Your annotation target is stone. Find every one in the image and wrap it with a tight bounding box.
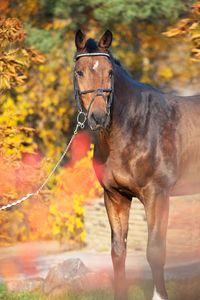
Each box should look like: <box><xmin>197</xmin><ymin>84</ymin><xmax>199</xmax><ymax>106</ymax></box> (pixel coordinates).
<box><xmin>41</xmin><ymin>258</ymin><xmax>89</xmax><ymax>294</ymax></box>
<box><xmin>41</xmin><ymin>258</ymin><xmax>111</xmax><ymax>295</ymax></box>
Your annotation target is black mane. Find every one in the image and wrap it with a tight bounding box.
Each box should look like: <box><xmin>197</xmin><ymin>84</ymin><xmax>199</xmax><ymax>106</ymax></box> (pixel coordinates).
<box><xmin>108</xmin><ymin>51</ymin><xmax>121</xmax><ymax>67</ymax></box>
<box><xmin>85</xmin><ymin>38</ymin><xmax>99</xmax><ymax>53</ymax></box>
<box><xmin>77</xmin><ymin>37</ymin><xmax>122</xmax><ymax>68</ymax></box>
<box><xmin>84</xmin><ymin>39</ymin><xmax>121</xmax><ymax>68</ymax></box>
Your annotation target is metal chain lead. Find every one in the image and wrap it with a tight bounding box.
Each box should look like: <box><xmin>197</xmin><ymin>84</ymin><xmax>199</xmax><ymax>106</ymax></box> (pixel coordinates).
<box><xmin>0</xmin><ymin>111</ymin><xmax>87</xmax><ymax>211</ymax></box>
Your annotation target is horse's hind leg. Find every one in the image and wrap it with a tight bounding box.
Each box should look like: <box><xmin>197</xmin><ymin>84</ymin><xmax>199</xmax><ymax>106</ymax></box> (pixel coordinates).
<box><xmin>104</xmin><ymin>190</ymin><xmax>131</xmax><ymax>300</ymax></box>
<box><xmin>144</xmin><ymin>191</ymin><xmax>169</xmax><ymax>300</ymax></box>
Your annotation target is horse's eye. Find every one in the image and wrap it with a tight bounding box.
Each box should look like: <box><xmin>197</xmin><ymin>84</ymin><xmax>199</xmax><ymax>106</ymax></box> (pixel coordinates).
<box><xmin>77</xmin><ymin>70</ymin><xmax>84</xmax><ymax>77</ymax></box>
<box><xmin>109</xmin><ymin>70</ymin><xmax>113</xmax><ymax>78</ymax></box>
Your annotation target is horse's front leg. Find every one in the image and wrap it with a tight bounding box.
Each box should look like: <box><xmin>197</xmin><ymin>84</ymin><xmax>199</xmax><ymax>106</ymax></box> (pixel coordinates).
<box><xmin>104</xmin><ymin>190</ymin><xmax>131</xmax><ymax>300</ymax></box>
<box><xmin>144</xmin><ymin>190</ymin><xmax>169</xmax><ymax>300</ymax></box>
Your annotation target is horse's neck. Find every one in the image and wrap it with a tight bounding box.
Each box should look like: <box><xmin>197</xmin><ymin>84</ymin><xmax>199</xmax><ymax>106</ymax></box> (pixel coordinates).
<box><xmin>95</xmin><ymin>66</ymin><xmax>137</xmax><ymax>148</ymax></box>
<box><xmin>112</xmin><ymin>64</ymin><xmax>141</xmax><ymax>116</ymax></box>
<box><xmin>112</xmin><ymin>64</ymin><xmax>171</xmax><ymax>124</ymax></box>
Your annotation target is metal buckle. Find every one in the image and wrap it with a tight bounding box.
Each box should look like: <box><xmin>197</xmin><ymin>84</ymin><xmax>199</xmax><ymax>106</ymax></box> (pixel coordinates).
<box><xmin>77</xmin><ymin>111</ymin><xmax>87</xmax><ymax>128</ymax></box>
<box><xmin>96</xmin><ymin>89</ymin><xmax>104</xmax><ymax>96</ymax></box>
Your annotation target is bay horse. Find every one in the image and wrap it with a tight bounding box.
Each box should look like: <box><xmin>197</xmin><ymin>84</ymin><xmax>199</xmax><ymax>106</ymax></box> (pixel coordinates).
<box><xmin>74</xmin><ymin>29</ymin><xmax>200</xmax><ymax>300</ymax></box>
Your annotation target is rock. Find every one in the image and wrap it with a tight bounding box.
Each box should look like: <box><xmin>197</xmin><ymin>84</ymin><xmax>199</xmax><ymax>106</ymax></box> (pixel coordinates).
<box><xmin>60</xmin><ymin>257</ymin><xmax>89</xmax><ymax>278</ymax></box>
<box><xmin>41</xmin><ymin>258</ymin><xmax>111</xmax><ymax>295</ymax></box>
<box><xmin>6</xmin><ymin>277</ymin><xmax>43</xmax><ymax>292</ymax></box>
<box><xmin>41</xmin><ymin>258</ymin><xmax>89</xmax><ymax>294</ymax></box>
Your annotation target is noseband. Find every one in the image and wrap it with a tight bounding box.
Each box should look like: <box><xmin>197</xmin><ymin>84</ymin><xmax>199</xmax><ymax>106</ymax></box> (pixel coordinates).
<box><xmin>73</xmin><ymin>53</ymin><xmax>114</xmax><ymax>116</ymax></box>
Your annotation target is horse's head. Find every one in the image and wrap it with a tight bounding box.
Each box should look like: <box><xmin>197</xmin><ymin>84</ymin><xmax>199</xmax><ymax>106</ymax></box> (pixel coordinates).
<box><xmin>74</xmin><ymin>30</ymin><xmax>113</xmax><ymax>131</ymax></box>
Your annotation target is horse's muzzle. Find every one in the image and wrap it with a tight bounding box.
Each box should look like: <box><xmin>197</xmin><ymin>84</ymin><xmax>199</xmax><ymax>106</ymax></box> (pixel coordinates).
<box><xmin>88</xmin><ymin>111</ymin><xmax>110</xmax><ymax>131</ymax></box>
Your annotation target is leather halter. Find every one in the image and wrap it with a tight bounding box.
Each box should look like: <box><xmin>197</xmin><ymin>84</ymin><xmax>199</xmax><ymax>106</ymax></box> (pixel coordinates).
<box><xmin>73</xmin><ymin>53</ymin><xmax>114</xmax><ymax>115</ymax></box>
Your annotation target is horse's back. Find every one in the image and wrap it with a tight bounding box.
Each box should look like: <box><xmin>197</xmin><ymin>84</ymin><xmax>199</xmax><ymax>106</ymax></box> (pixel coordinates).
<box><xmin>169</xmin><ymin>94</ymin><xmax>200</xmax><ymax>196</ymax></box>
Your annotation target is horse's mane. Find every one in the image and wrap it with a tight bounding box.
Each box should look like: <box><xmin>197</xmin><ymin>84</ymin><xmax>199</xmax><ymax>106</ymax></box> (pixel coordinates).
<box><xmin>85</xmin><ymin>38</ymin><xmax>99</xmax><ymax>53</ymax></box>
<box><xmin>109</xmin><ymin>50</ymin><xmax>162</xmax><ymax>94</ymax></box>
<box><xmin>108</xmin><ymin>51</ymin><xmax>121</xmax><ymax>67</ymax></box>
<box><xmin>84</xmin><ymin>38</ymin><xmax>121</xmax><ymax>67</ymax></box>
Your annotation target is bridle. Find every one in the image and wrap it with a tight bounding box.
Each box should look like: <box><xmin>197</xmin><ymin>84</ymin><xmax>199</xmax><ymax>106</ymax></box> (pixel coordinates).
<box><xmin>73</xmin><ymin>52</ymin><xmax>114</xmax><ymax>118</ymax></box>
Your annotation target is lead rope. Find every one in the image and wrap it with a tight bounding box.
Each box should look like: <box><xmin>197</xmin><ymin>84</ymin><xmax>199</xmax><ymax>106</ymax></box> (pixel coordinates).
<box><xmin>0</xmin><ymin>111</ymin><xmax>87</xmax><ymax>211</ymax></box>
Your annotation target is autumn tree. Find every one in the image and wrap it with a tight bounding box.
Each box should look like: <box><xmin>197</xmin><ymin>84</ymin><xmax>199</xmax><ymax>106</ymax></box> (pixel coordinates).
<box><xmin>0</xmin><ymin>17</ymin><xmax>101</xmax><ymax>246</ymax></box>
<box><xmin>0</xmin><ymin>16</ymin><xmax>47</xmax><ymax>245</ymax></box>
<box><xmin>164</xmin><ymin>0</ymin><xmax>200</xmax><ymax>62</ymax></box>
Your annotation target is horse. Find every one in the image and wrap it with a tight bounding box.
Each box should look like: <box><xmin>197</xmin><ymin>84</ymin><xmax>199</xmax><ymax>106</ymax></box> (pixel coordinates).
<box><xmin>73</xmin><ymin>29</ymin><xmax>200</xmax><ymax>300</ymax></box>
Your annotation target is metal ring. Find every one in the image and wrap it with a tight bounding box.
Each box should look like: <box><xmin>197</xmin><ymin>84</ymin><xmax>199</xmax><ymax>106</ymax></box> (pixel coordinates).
<box><xmin>77</xmin><ymin>111</ymin><xmax>87</xmax><ymax>126</ymax></box>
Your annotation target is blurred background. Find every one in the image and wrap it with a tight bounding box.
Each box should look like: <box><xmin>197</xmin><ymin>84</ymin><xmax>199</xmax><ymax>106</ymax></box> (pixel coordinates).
<box><xmin>0</xmin><ymin>0</ymin><xmax>199</xmax><ymax>251</ymax></box>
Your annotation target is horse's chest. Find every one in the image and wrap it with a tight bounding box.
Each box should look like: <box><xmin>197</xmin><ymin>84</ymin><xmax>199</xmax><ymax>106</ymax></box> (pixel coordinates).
<box><xmin>94</xmin><ymin>149</ymin><xmax>145</xmax><ymax>197</ymax></box>
<box><xmin>94</xmin><ymin>153</ymin><xmax>128</xmax><ymax>183</ymax></box>
<box><xmin>94</xmin><ymin>135</ymin><xmax>176</xmax><ymax>198</ymax></box>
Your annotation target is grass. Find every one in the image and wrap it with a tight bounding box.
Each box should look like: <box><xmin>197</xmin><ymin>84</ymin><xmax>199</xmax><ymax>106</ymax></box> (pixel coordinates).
<box><xmin>0</xmin><ymin>276</ymin><xmax>200</xmax><ymax>300</ymax></box>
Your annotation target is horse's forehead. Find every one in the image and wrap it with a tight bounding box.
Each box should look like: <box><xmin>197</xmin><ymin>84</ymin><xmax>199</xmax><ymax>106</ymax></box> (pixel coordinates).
<box><xmin>92</xmin><ymin>60</ymin><xmax>99</xmax><ymax>70</ymax></box>
<box><xmin>77</xmin><ymin>56</ymin><xmax>111</xmax><ymax>70</ymax></box>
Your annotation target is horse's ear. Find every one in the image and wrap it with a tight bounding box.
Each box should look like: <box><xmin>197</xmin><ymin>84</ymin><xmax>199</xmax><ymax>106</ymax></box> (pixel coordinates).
<box><xmin>75</xmin><ymin>29</ymin><xmax>86</xmax><ymax>50</ymax></box>
<box><xmin>99</xmin><ymin>30</ymin><xmax>112</xmax><ymax>51</ymax></box>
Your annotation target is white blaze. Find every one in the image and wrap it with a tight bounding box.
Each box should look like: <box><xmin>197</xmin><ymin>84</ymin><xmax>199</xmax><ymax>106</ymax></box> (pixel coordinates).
<box><xmin>93</xmin><ymin>60</ymin><xmax>99</xmax><ymax>70</ymax></box>
<box><xmin>152</xmin><ymin>288</ymin><xmax>165</xmax><ymax>300</ymax></box>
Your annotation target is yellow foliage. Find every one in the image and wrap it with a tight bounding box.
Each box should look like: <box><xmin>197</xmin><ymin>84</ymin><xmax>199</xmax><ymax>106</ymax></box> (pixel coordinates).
<box><xmin>0</xmin><ymin>18</ymin><xmax>49</xmax><ymax>246</ymax></box>
<box><xmin>0</xmin><ymin>17</ymin><xmax>45</xmax><ymax>91</ymax></box>
<box><xmin>80</xmin><ymin>231</ymin><xmax>85</xmax><ymax>241</ymax></box>
<box><xmin>157</xmin><ymin>65</ymin><xmax>173</xmax><ymax>80</ymax></box>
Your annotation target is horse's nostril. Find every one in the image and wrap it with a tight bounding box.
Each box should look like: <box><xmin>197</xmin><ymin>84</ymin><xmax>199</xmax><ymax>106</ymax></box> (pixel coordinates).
<box><xmin>89</xmin><ymin>112</ymin><xmax>109</xmax><ymax>130</ymax></box>
<box><xmin>102</xmin><ymin>114</ymin><xmax>107</xmax><ymax>126</ymax></box>
<box><xmin>91</xmin><ymin>112</ymin><xmax>102</xmax><ymax>125</ymax></box>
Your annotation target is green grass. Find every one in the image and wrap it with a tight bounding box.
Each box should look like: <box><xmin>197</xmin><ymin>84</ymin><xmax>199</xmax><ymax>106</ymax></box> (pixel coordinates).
<box><xmin>0</xmin><ymin>276</ymin><xmax>200</xmax><ymax>300</ymax></box>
